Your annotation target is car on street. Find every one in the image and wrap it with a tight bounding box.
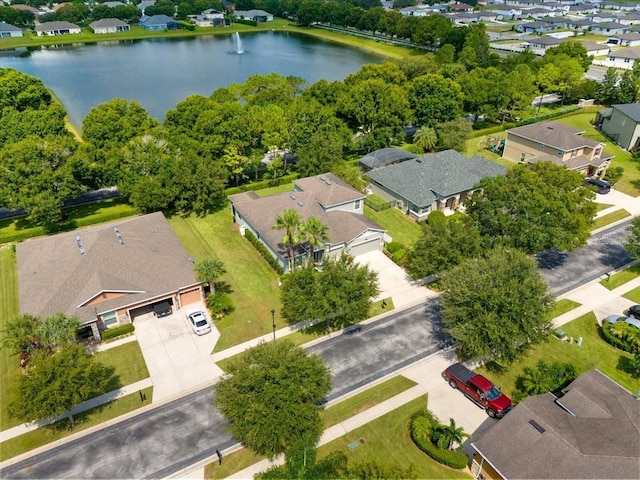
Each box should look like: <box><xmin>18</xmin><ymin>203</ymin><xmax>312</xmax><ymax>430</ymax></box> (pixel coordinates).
<box><xmin>584</xmin><ymin>178</ymin><xmax>610</xmax><ymax>194</ymax></box>
<box><xmin>185</xmin><ymin>308</ymin><xmax>211</xmax><ymax>335</ymax></box>
<box><xmin>625</xmin><ymin>304</ymin><xmax>640</xmax><ymax>319</ymax></box>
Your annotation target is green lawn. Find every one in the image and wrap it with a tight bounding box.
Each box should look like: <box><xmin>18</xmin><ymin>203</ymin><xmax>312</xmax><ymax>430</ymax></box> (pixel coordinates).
<box><xmin>477</xmin><ymin>312</ymin><xmax>640</xmax><ymax>398</ymax></box>
<box><xmin>600</xmin><ymin>263</ymin><xmax>640</xmax><ymax>290</ymax></box>
<box><xmin>0</xmin><ymin>246</ymin><xmax>20</xmax><ymax>430</ymax></box>
<box><xmin>206</xmin><ymin>375</ymin><xmax>420</xmax><ymax>479</ymax></box>
<box><xmin>96</xmin><ymin>342</ymin><xmax>149</xmax><ymax>389</ymax></box>
<box><xmin>253</xmin><ymin>182</ymin><xmax>295</xmax><ymax>197</ymax></box>
<box><xmin>168</xmin><ymin>209</ymin><xmax>282</xmax><ymax>352</ymax></box>
<box><xmin>0</xmin><ymin>198</ymin><xmax>138</xmax><ymax>244</ymax></box>
<box><xmin>591</xmin><ymin>209</ymin><xmax>631</xmax><ymax>231</ymax></box>
<box><xmin>623</xmin><ymin>286</ymin><xmax>640</xmax><ymax>303</ymax></box>
<box><xmin>596</xmin><ymin>203</ymin><xmax>614</xmax><ymax>212</ymax></box>
<box><xmin>317</xmin><ymin>396</ymin><xmax>470</xmax><ymax>479</ymax></box>
<box><xmin>464</xmin><ymin>134</ymin><xmax>516</xmax><ymax>169</ymax></box>
<box><xmin>545</xmin><ymin>298</ymin><xmax>581</xmax><ymax>321</ymax></box>
<box><xmin>557</xmin><ymin>114</ymin><xmax>640</xmax><ymax>197</ymax></box>
<box><xmin>0</xmin><ymin>386</ymin><xmax>153</xmax><ymax>462</ymax></box>
<box><xmin>364</xmin><ymin>206</ymin><xmax>422</xmax><ymax>248</ymax></box>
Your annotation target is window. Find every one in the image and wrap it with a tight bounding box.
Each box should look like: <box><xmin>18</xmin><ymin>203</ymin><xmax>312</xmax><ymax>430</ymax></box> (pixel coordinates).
<box><xmin>102</xmin><ymin>311</ymin><xmax>118</xmax><ymax>327</ymax></box>
<box><xmin>571</xmin><ymin>149</ymin><xmax>577</xmax><ymax>157</ymax></box>
<box><xmin>520</xmin><ymin>153</ymin><xmax>526</xmax><ymax>162</ymax></box>
<box><xmin>557</xmin><ymin>149</ymin><xmax>563</xmax><ymax>156</ymax></box>
<box><xmin>595</xmin><ymin>147</ymin><xmax>602</xmax><ymax>157</ymax></box>
<box><xmin>540</xmin><ymin>144</ymin><xmax>545</xmax><ymax>150</ymax></box>
<box><xmin>354</xmin><ymin>199</ymin><xmax>361</xmax><ymax>210</ymax></box>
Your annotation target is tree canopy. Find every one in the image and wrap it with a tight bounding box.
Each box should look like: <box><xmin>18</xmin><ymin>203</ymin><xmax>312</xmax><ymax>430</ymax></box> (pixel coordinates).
<box><xmin>215</xmin><ymin>340</ymin><xmax>331</xmax><ymax>469</ymax></box>
<box><xmin>439</xmin><ymin>247</ymin><xmax>554</xmax><ymax>364</ymax></box>
<box><xmin>467</xmin><ymin>162</ymin><xmax>597</xmax><ymax>254</ymax></box>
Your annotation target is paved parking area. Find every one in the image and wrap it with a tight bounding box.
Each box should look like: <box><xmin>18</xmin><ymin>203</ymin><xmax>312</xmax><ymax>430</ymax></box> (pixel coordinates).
<box><xmin>134</xmin><ymin>302</ymin><xmax>223</xmax><ymax>401</ymax></box>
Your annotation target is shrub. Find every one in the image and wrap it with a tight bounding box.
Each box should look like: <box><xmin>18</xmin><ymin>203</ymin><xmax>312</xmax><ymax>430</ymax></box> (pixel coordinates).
<box><xmin>179</xmin><ymin>20</ymin><xmax>195</xmax><ymax>31</ymax></box>
<box><xmin>235</xmin><ymin>18</ymin><xmax>258</xmax><ymax>26</ymax></box>
<box><xmin>392</xmin><ymin>248</ymin><xmax>406</xmax><ymax>264</ymax></box>
<box><xmin>604</xmin><ymin>166</ymin><xmax>624</xmax><ymax>186</ymax></box>
<box><xmin>386</xmin><ymin>241</ymin><xmax>403</xmax><ymax>254</ymax></box>
<box><xmin>409</xmin><ymin>410</ymin><xmax>468</xmax><ymax>470</ymax></box>
<box><xmin>244</xmin><ymin>229</ymin><xmax>284</xmax><ymax>274</ymax></box>
<box><xmin>206</xmin><ymin>292</ymin><xmax>235</xmax><ymax>317</ymax></box>
<box><xmin>101</xmin><ymin>323</ymin><xmax>134</xmax><ymax>341</ymax></box>
<box><xmin>601</xmin><ymin>322</ymin><xmax>640</xmax><ymax>353</ymax></box>
<box><xmin>427</xmin><ymin>210</ymin><xmax>446</xmax><ymax>226</ymax></box>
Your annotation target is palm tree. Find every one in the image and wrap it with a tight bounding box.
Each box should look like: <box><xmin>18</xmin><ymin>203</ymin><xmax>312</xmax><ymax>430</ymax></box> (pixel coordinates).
<box><xmin>273</xmin><ymin>208</ymin><xmax>305</xmax><ymax>272</ymax></box>
<box><xmin>305</xmin><ymin>217</ymin><xmax>330</xmax><ymax>266</ymax></box>
<box><xmin>433</xmin><ymin>418</ymin><xmax>469</xmax><ymax>450</ymax></box>
<box><xmin>195</xmin><ymin>258</ymin><xmax>226</xmax><ymax>293</ymax></box>
<box><xmin>520</xmin><ymin>366</ymin><xmax>552</xmax><ymax>395</ymax></box>
<box><xmin>413</xmin><ymin>126</ymin><xmax>438</xmax><ymax>153</ymax></box>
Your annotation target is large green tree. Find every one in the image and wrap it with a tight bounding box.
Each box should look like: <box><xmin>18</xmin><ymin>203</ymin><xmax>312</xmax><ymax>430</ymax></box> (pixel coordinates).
<box><xmin>280</xmin><ymin>255</ymin><xmax>378</xmax><ymax>330</ymax></box>
<box><xmin>467</xmin><ymin>162</ymin><xmax>597</xmax><ymax>254</ymax></box>
<box><xmin>215</xmin><ymin>340</ymin><xmax>331</xmax><ymax>470</ymax></box>
<box><xmin>406</xmin><ymin>216</ymin><xmax>483</xmax><ymax>279</ymax></box>
<box><xmin>10</xmin><ymin>344</ymin><xmax>115</xmax><ymax>427</ymax></box>
<box><xmin>440</xmin><ymin>247</ymin><xmax>554</xmax><ymax>363</ymax></box>
<box><xmin>409</xmin><ymin>74</ymin><xmax>464</xmax><ymax>127</ymax></box>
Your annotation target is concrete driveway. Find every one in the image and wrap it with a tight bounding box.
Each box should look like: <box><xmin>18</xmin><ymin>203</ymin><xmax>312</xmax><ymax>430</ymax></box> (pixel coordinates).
<box><xmin>134</xmin><ymin>302</ymin><xmax>223</xmax><ymax>401</ymax></box>
<box><xmin>355</xmin><ymin>250</ymin><xmax>436</xmax><ymax>308</ymax></box>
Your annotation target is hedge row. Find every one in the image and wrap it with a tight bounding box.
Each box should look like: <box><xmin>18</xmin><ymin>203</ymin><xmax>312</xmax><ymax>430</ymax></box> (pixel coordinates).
<box><xmin>235</xmin><ymin>18</ymin><xmax>258</xmax><ymax>26</ymax></box>
<box><xmin>410</xmin><ymin>427</ymin><xmax>468</xmax><ymax>470</ymax></box>
<box><xmin>244</xmin><ymin>229</ymin><xmax>284</xmax><ymax>275</ymax></box>
<box><xmin>472</xmin><ymin>105</ymin><xmax>583</xmax><ymax>138</ymax></box>
<box><xmin>601</xmin><ymin>323</ymin><xmax>639</xmax><ymax>353</ymax></box>
<box><xmin>101</xmin><ymin>323</ymin><xmax>134</xmax><ymax>341</ymax></box>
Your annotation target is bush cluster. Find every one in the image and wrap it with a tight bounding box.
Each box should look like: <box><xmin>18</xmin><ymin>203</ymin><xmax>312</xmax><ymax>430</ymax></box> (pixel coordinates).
<box><xmin>409</xmin><ymin>410</ymin><xmax>468</xmax><ymax>470</ymax></box>
<box><xmin>206</xmin><ymin>291</ymin><xmax>235</xmax><ymax>317</ymax></box>
<box><xmin>385</xmin><ymin>241</ymin><xmax>407</xmax><ymax>265</ymax></box>
<box><xmin>601</xmin><ymin>322</ymin><xmax>640</xmax><ymax>353</ymax></box>
<box><xmin>101</xmin><ymin>323</ymin><xmax>134</xmax><ymax>341</ymax></box>
<box><xmin>234</xmin><ymin>18</ymin><xmax>258</xmax><ymax>26</ymax></box>
<box><xmin>244</xmin><ymin>229</ymin><xmax>284</xmax><ymax>275</ymax></box>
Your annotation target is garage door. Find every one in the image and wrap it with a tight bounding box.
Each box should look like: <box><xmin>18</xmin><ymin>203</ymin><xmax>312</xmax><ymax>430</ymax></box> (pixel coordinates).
<box><xmin>180</xmin><ymin>288</ymin><xmax>202</xmax><ymax>307</ymax></box>
<box><xmin>349</xmin><ymin>239</ymin><xmax>380</xmax><ymax>257</ymax></box>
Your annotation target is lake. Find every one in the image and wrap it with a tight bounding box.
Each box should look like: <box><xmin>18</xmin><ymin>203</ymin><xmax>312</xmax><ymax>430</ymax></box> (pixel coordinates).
<box><xmin>0</xmin><ymin>31</ymin><xmax>384</xmax><ymax>127</ymax></box>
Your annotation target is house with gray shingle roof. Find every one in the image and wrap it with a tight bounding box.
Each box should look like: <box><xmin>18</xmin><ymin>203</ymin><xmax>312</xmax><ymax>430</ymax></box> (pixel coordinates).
<box><xmin>365</xmin><ymin>150</ymin><xmax>507</xmax><ymax>220</ymax></box>
<box><xmin>233</xmin><ymin>9</ymin><xmax>273</xmax><ymax>22</ymax></box>
<box><xmin>89</xmin><ymin>18</ymin><xmax>130</xmax><ymax>34</ymax></box>
<box><xmin>16</xmin><ymin>212</ymin><xmax>204</xmax><ymax>339</ymax></box>
<box><xmin>599</xmin><ymin>103</ymin><xmax>640</xmax><ymax>151</ymax></box>
<box><xmin>229</xmin><ymin>173</ymin><xmax>385</xmax><ymax>272</ymax></box>
<box><xmin>504</xmin><ymin>121</ymin><xmax>612</xmax><ymax>177</ymax></box>
<box><xmin>471</xmin><ymin>370</ymin><xmax>640</xmax><ymax>480</ymax></box>
<box><xmin>0</xmin><ymin>21</ymin><xmax>23</xmax><ymax>37</ymax></box>
<box><xmin>34</xmin><ymin>21</ymin><xmax>81</xmax><ymax>36</ymax></box>
<box><xmin>140</xmin><ymin>14</ymin><xmax>180</xmax><ymax>31</ymax></box>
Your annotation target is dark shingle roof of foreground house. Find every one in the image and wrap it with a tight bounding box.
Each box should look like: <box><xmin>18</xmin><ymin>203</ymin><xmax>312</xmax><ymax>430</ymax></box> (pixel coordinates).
<box><xmin>34</xmin><ymin>21</ymin><xmax>80</xmax><ymax>31</ymax></box>
<box><xmin>472</xmin><ymin>370</ymin><xmax>640</xmax><ymax>479</ymax></box>
<box><xmin>366</xmin><ymin>149</ymin><xmax>506</xmax><ymax>207</ymax></box>
<box><xmin>17</xmin><ymin>212</ymin><xmax>200</xmax><ymax>323</ymax></box>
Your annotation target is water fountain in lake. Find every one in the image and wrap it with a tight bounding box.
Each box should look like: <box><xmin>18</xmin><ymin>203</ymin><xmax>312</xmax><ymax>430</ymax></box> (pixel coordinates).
<box><xmin>233</xmin><ymin>32</ymin><xmax>244</xmax><ymax>54</ymax></box>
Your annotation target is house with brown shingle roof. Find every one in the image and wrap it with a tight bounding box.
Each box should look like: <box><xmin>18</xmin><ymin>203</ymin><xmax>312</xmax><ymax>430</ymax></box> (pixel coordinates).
<box><xmin>503</xmin><ymin>121</ymin><xmax>612</xmax><ymax>177</ymax></box>
<box><xmin>470</xmin><ymin>370</ymin><xmax>640</xmax><ymax>480</ymax></box>
<box><xmin>229</xmin><ymin>173</ymin><xmax>385</xmax><ymax>272</ymax></box>
<box><xmin>17</xmin><ymin>212</ymin><xmax>204</xmax><ymax>339</ymax></box>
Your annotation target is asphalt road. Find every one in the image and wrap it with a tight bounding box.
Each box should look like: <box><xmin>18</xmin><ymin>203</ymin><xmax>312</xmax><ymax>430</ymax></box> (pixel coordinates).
<box><xmin>538</xmin><ymin>219</ymin><xmax>632</xmax><ymax>296</ymax></box>
<box><xmin>0</xmin><ymin>302</ymin><xmax>444</xmax><ymax>479</ymax></box>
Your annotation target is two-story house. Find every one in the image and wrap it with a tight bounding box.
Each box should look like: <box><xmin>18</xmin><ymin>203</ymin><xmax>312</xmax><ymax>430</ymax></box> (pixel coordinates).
<box><xmin>598</xmin><ymin>103</ymin><xmax>640</xmax><ymax>151</ymax></box>
<box><xmin>503</xmin><ymin>121</ymin><xmax>612</xmax><ymax>178</ymax></box>
<box><xmin>229</xmin><ymin>173</ymin><xmax>385</xmax><ymax>272</ymax></box>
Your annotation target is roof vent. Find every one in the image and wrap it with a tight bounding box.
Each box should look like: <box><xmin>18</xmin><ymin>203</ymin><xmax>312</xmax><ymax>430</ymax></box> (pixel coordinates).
<box><xmin>298</xmin><ymin>201</ymin><xmax>304</xmax><ymax>206</ymax></box>
<box><xmin>325</xmin><ymin>180</ymin><xmax>332</xmax><ymax>185</ymax></box>
<box><xmin>76</xmin><ymin>235</ymin><xmax>85</xmax><ymax>255</ymax></box>
<box><xmin>416</xmin><ymin>159</ymin><xmax>422</xmax><ymax>163</ymax></box>
<box><xmin>528</xmin><ymin>420</ymin><xmax>545</xmax><ymax>434</ymax></box>
<box><xmin>113</xmin><ymin>227</ymin><xmax>124</xmax><ymax>245</ymax></box>
<box><xmin>290</xmin><ymin>194</ymin><xmax>296</xmax><ymax>200</ymax></box>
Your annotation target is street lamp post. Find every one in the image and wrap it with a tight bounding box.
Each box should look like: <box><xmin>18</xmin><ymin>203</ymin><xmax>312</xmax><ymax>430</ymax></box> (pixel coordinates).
<box><xmin>271</xmin><ymin>309</ymin><xmax>276</xmax><ymax>341</ymax></box>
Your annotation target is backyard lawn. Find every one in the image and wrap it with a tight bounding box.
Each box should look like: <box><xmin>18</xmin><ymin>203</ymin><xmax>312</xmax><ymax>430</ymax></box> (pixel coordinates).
<box><xmin>557</xmin><ymin>114</ymin><xmax>640</xmax><ymax>197</ymax></box>
<box><xmin>364</xmin><ymin>206</ymin><xmax>422</xmax><ymax>248</ymax></box>
<box><xmin>168</xmin><ymin>209</ymin><xmax>282</xmax><ymax>352</ymax></box>
<box><xmin>477</xmin><ymin>312</ymin><xmax>640</xmax><ymax>398</ymax></box>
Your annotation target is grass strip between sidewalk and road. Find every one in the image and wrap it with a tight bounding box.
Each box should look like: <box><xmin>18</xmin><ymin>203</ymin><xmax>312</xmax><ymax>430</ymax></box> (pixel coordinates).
<box><xmin>591</xmin><ymin>209</ymin><xmax>631</xmax><ymax>231</ymax></box>
<box><xmin>205</xmin><ymin>375</ymin><xmax>419</xmax><ymax>479</ymax></box>
<box><xmin>0</xmin><ymin>387</ymin><xmax>153</xmax><ymax>462</ymax></box>
<box><xmin>623</xmin><ymin>286</ymin><xmax>640</xmax><ymax>303</ymax></box>
<box><xmin>600</xmin><ymin>263</ymin><xmax>640</xmax><ymax>290</ymax></box>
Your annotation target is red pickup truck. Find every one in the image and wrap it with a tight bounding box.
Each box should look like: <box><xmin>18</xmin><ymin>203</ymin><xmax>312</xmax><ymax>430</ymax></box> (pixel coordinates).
<box><xmin>442</xmin><ymin>363</ymin><xmax>512</xmax><ymax>418</ymax></box>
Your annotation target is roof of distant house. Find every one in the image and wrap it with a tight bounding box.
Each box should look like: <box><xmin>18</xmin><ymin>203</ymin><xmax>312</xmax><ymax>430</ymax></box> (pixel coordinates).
<box><xmin>140</xmin><ymin>14</ymin><xmax>178</xmax><ymax>25</ymax></box>
<box><xmin>359</xmin><ymin>148</ymin><xmax>418</xmax><ymax>170</ymax></box>
<box><xmin>507</xmin><ymin>121</ymin><xmax>602</xmax><ymax>151</ymax></box>
<box><xmin>102</xmin><ymin>1</ymin><xmax>126</xmax><ymax>7</ymax></box>
<box><xmin>53</xmin><ymin>2</ymin><xmax>72</xmax><ymax>11</ymax></box>
<box><xmin>90</xmin><ymin>18</ymin><xmax>129</xmax><ymax>28</ymax></box>
<box><xmin>525</xmin><ymin>35</ymin><xmax>562</xmax><ymax>45</ymax></box>
<box><xmin>0</xmin><ymin>22</ymin><xmax>21</xmax><ymax>32</ymax></box>
<box><xmin>366</xmin><ymin>149</ymin><xmax>507</xmax><ymax>207</ymax></box>
<box><xmin>10</xmin><ymin>4</ymin><xmax>39</xmax><ymax>13</ymax></box>
<box><xmin>234</xmin><ymin>9</ymin><xmax>272</xmax><ymax>17</ymax></box>
<box><xmin>472</xmin><ymin>370</ymin><xmax>640</xmax><ymax>479</ymax></box>
<box><xmin>17</xmin><ymin>212</ymin><xmax>200</xmax><ymax>324</ymax></box>
<box><xmin>610</xmin><ymin>48</ymin><xmax>640</xmax><ymax>59</ymax></box>
<box><xmin>35</xmin><ymin>21</ymin><xmax>80</xmax><ymax>31</ymax></box>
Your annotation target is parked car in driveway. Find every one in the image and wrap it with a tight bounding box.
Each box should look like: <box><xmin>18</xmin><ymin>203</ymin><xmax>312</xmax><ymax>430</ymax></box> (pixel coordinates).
<box><xmin>185</xmin><ymin>308</ymin><xmax>211</xmax><ymax>335</ymax></box>
<box><xmin>603</xmin><ymin>314</ymin><xmax>640</xmax><ymax>329</ymax></box>
<box><xmin>625</xmin><ymin>304</ymin><xmax>640</xmax><ymax>319</ymax></box>
<box><xmin>584</xmin><ymin>178</ymin><xmax>610</xmax><ymax>194</ymax></box>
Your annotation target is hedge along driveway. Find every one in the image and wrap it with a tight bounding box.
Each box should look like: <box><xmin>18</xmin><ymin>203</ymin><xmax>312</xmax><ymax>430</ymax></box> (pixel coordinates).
<box><xmin>168</xmin><ymin>209</ymin><xmax>281</xmax><ymax>352</ymax></box>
